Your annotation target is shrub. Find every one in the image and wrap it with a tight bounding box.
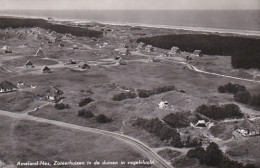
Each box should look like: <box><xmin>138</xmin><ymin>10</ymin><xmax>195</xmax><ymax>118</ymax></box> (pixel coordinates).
<box><xmin>196</xmin><ymin>104</ymin><xmax>243</xmax><ymax>120</ymax></box>
<box><xmin>78</xmin><ymin>109</ymin><xmax>94</xmax><ymax>118</ymax></box>
<box><xmin>249</xmin><ymin>94</ymin><xmax>260</xmax><ymax>108</ymax></box>
<box><xmin>186</xmin><ymin>146</ymin><xmax>205</xmax><ymax>160</ymax></box>
<box><xmin>218</xmin><ymin>83</ymin><xmax>246</xmax><ymax>94</ymax></box>
<box><xmin>79</xmin><ymin>97</ymin><xmax>94</xmax><ymax>107</ymax></box>
<box><xmin>138</xmin><ymin>89</ymin><xmax>151</xmax><ymax>98</ymax></box>
<box><xmin>234</xmin><ymin>91</ymin><xmax>252</xmax><ymax>104</ymax></box>
<box><xmin>95</xmin><ymin>114</ymin><xmax>112</xmax><ymax>123</ymax></box>
<box><xmin>112</xmin><ymin>92</ymin><xmax>137</xmax><ymax>101</ymax></box>
<box><xmin>54</xmin><ymin>103</ymin><xmax>69</xmax><ymax>110</ymax></box>
<box><xmin>163</xmin><ymin>112</ymin><xmax>190</xmax><ymax>128</ymax></box>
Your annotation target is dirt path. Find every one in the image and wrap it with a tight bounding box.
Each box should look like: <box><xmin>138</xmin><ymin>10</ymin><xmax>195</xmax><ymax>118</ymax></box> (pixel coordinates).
<box><xmin>0</xmin><ymin>110</ymin><xmax>173</xmax><ymax>168</ymax></box>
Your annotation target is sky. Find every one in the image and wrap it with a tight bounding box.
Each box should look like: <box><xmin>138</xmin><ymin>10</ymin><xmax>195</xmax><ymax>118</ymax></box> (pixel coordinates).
<box><xmin>0</xmin><ymin>0</ymin><xmax>259</xmax><ymax>10</ymax></box>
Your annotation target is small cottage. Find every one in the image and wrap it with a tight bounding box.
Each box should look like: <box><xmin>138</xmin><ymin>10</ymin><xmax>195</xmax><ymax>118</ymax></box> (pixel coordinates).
<box><xmin>119</xmin><ymin>59</ymin><xmax>127</xmax><ymax>65</ymax></box>
<box><xmin>72</xmin><ymin>45</ymin><xmax>79</xmax><ymax>49</ymax></box>
<box><xmin>0</xmin><ymin>81</ymin><xmax>17</xmax><ymax>93</ymax></box>
<box><xmin>137</xmin><ymin>42</ymin><xmax>145</xmax><ymax>50</ymax></box>
<box><xmin>119</xmin><ymin>48</ymin><xmax>130</xmax><ymax>55</ymax></box>
<box><xmin>68</xmin><ymin>58</ymin><xmax>77</xmax><ymax>64</ymax></box>
<box><xmin>25</xmin><ymin>60</ymin><xmax>34</xmax><ymax>68</ymax></box>
<box><xmin>195</xmin><ymin>120</ymin><xmax>207</xmax><ymax>127</ymax></box>
<box><xmin>114</xmin><ymin>55</ymin><xmax>121</xmax><ymax>60</ymax></box>
<box><xmin>159</xmin><ymin>101</ymin><xmax>168</xmax><ymax>109</ymax></box>
<box><xmin>4</xmin><ymin>46</ymin><xmax>12</xmax><ymax>53</ymax></box>
<box><xmin>46</xmin><ymin>85</ymin><xmax>63</xmax><ymax>102</ymax></box>
<box><xmin>78</xmin><ymin>62</ymin><xmax>90</xmax><ymax>69</ymax></box>
<box><xmin>36</xmin><ymin>48</ymin><xmax>45</xmax><ymax>57</ymax></box>
<box><xmin>193</xmin><ymin>50</ymin><xmax>203</xmax><ymax>57</ymax></box>
<box><xmin>145</xmin><ymin>45</ymin><xmax>155</xmax><ymax>52</ymax></box>
<box><xmin>168</xmin><ymin>46</ymin><xmax>180</xmax><ymax>55</ymax></box>
<box><xmin>42</xmin><ymin>66</ymin><xmax>52</xmax><ymax>73</ymax></box>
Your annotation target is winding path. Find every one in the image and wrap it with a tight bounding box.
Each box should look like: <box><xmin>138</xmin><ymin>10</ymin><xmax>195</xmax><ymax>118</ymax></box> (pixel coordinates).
<box><xmin>0</xmin><ymin>110</ymin><xmax>173</xmax><ymax>168</ymax></box>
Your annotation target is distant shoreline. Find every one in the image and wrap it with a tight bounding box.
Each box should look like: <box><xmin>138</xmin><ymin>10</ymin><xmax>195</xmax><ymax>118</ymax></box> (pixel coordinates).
<box><xmin>1</xmin><ymin>14</ymin><xmax>260</xmax><ymax>37</ymax></box>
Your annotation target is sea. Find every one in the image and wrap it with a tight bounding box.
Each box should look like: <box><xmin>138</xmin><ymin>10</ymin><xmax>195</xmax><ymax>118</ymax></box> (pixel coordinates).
<box><xmin>0</xmin><ymin>9</ymin><xmax>259</xmax><ymax>35</ymax></box>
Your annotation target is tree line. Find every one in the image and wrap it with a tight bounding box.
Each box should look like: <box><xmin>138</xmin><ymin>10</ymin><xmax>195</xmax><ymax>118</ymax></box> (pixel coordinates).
<box><xmin>0</xmin><ymin>17</ymin><xmax>103</xmax><ymax>37</ymax></box>
<box><xmin>137</xmin><ymin>34</ymin><xmax>260</xmax><ymax>69</ymax></box>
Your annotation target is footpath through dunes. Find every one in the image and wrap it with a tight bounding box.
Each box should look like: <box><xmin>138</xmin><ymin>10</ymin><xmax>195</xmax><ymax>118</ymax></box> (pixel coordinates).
<box><xmin>0</xmin><ymin>110</ymin><xmax>173</xmax><ymax>168</ymax></box>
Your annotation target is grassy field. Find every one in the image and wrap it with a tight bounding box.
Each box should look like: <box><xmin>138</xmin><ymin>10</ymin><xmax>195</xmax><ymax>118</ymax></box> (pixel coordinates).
<box><xmin>0</xmin><ymin>115</ymin><xmax>154</xmax><ymax>168</ymax></box>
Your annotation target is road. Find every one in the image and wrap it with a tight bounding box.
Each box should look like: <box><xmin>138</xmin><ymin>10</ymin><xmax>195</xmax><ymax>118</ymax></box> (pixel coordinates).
<box><xmin>0</xmin><ymin>110</ymin><xmax>173</xmax><ymax>168</ymax></box>
<box><xmin>181</xmin><ymin>62</ymin><xmax>260</xmax><ymax>83</ymax></box>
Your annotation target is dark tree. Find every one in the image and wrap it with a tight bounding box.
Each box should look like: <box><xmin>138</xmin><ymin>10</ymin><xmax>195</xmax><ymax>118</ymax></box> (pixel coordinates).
<box><xmin>95</xmin><ymin>114</ymin><xmax>112</xmax><ymax>123</ymax></box>
<box><xmin>79</xmin><ymin>97</ymin><xmax>94</xmax><ymax>107</ymax></box>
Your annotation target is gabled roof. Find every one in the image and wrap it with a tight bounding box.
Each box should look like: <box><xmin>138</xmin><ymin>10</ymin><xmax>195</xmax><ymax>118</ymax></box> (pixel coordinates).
<box><xmin>47</xmin><ymin>85</ymin><xmax>63</xmax><ymax>96</ymax></box>
<box><xmin>78</xmin><ymin>62</ymin><xmax>90</xmax><ymax>69</ymax></box>
<box><xmin>25</xmin><ymin>60</ymin><xmax>33</xmax><ymax>66</ymax></box>
<box><xmin>0</xmin><ymin>81</ymin><xmax>17</xmax><ymax>90</ymax></box>
<box><xmin>36</xmin><ymin>48</ymin><xmax>44</xmax><ymax>56</ymax></box>
<box><xmin>193</xmin><ymin>50</ymin><xmax>202</xmax><ymax>55</ymax></box>
<box><xmin>238</xmin><ymin>119</ymin><xmax>256</xmax><ymax>130</ymax></box>
<box><xmin>43</xmin><ymin>66</ymin><xmax>51</xmax><ymax>71</ymax></box>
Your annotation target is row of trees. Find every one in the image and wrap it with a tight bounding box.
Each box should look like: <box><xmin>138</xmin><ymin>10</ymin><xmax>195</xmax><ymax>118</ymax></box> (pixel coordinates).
<box><xmin>0</xmin><ymin>17</ymin><xmax>103</xmax><ymax>37</ymax></box>
<box><xmin>195</xmin><ymin>104</ymin><xmax>244</xmax><ymax>120</ymax></box>
<box><xmin>137</xmin><ymin>85</ymin><xmax>175</xmax><ymax>98</ymax></box>
<box><xmin>137</xmin><ymin>34</ymin><xmax>260</xmax><ymax>69</ymax></box>
<box><xmin>112</xmin><ymin>85</ymin><xmax>175</xmax><ymax>101</ymax></box>
<box><xmin>186</xmin><ymin>142</ymin><xmax>256</xmax><ymax>168</ymax></box>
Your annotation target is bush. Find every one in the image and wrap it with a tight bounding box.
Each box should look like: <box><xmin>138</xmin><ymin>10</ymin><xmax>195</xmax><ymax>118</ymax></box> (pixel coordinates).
<box><xmin>249</xmin><ymin>94</ymin><xmax>260</xmax><ymax>109</ymax></box>
<box><xmin>218</xmin><ymin>83</ymin><xmax>246</xmax><ymax>94</ymax></box>
<box><xmin>196</xmin><ymin>104</ymin><xmax>243</xmax><ymax>120</ymax></box>
<box><xmin>234</xmin><ymin>91</ymin><xmax>252</xmax><ymax>104</ymax></box>
<box><xmin>78</xmin><ymin>109</ymin><xmax>94</xmax><ymax>118</ymax></box>
<box><xmin>112</xmin><ymin>92</ymin><xmax>137</xmax><ymax>101</ymax></box>
<box><xmin>95</xmin><ymin>114</ymin><xmax>112</xmax><ymax>123</ymax></box>
<box><xmin>54</xmin><ymin>103</ymin><xmax>69</xmax><ymax>110</ymax></box>
<box><xmin>79</xmin><ymin>97</ymin><xmax>94</xmax><ymax>107</ymax></box>
<box><xmin>163</xmin><ymin>112</ymin><xmax>190</xmax><ymax>128</ymax></box>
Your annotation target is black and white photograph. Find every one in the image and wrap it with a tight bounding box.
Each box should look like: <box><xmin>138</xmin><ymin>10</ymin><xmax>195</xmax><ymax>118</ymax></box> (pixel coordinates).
<box><xmin>0</xmin><ymin>0</ymin><xmax>259</xmax><ymax>168</ymax></box>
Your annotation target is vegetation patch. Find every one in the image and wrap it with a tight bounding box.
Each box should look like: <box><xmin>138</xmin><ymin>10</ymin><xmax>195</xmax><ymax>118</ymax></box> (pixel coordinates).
<box><xmin>195</xmin><ymin>104</ymin><xmax>243</xmax><ymax>120</ymax></box>
<box><xmin>186</xmin><ymin>142</ymin><xmax>256</xmax><ymax>168</ymax></box>
<box><xmin>138</xmin><ymin>85</ymin><xmax>175</xmax><ymax>98</ymax></box>
<box><xmin>54</xmin><ymin>103</ymin><xmax>70</xmax><ymax>110</ymax></box>
<box><xmin>137</xmin><ymin>34</ymin><xmax>260</xmax><ymax>69</ymax></box>
<box><xmin>218</xmin><ymin>82</ymin><xmax>246</xmax><ymax>94</ymax></box>
<box><xmin>78</xmin><ymin>109</ymin><xmax>94</xmax><ymax>118</ymax></box>
<box><xmin>112</xmin><ymin>92</ymin><xmax>137</xmax><ymax>101</ymax></box>
<box><xmin>79</xmin><ymin>97</ymin><xmax>94</xmax><ymax>107</ymax></box>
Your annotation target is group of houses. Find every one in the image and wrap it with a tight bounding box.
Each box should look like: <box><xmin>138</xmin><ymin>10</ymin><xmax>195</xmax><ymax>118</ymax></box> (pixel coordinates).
<box><xmin>0</xmin><ymin>80</ymin><xmax>63</xmax><ymax>102</ymax></box>
<box><xmin>135</xmin><ymin>42</ymin><xmax>155</xmax><ymax>52</ymax></box>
